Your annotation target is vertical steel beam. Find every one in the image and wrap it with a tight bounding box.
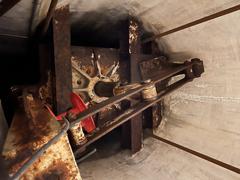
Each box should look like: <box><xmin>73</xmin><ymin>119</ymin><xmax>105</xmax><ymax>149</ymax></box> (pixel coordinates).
<box><xmin>119</xmin><ymin>18</ymin><xmax>143</xmax><ymax>153</ymax></box>
<box><xmin>119</xmin><ymin>19</ymin><xmax>131</xmax><ymax>149</ymax></box>
<box><xmin>52</xmin><ymin>5</ymin><xmax>72</xmax><ymax>114</ymax></box>
<box><xmin>129</xmin><ymin>18</ymin><xmax>143</xmax><ymax>153</ymax></box>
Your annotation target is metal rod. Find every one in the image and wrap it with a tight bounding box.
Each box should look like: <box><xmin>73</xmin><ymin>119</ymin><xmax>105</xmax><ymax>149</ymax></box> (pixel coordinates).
<box><xmin>142</xmin><ymin>4</ymin><xmax>240</xmax><ymax>44</ymax></box>
<box><xmin>0</xmin><ymin>33</ymin><xmax>28</xmax><ymax>39</ymax></box>
<box><xmin>76</xmin><ymin>148</ymin><xmax>97</xmax><ymax>164</ymax></box>
<box><xmin>152</xmin><ymin>135</ymin><xmax>240</xmax><ymax>174</ymax></box>
<box><xmin>74</xmin><ymin>78</ymin><xmax>190</xmax><ymax>155</ymax></box>
<box><xmin>70</xmin><ymin>61</ymin><xmax>196</xmax><ymax>128</ymax></box>
<box><xmin>70</xmin><ymin>84</ymin><xmax>148</xmax><ymax>128</ymax></box>
<box><xmin>11</xmin><ymin>117</ymin><xmax>69</xmax><ymax>180</ymax></box>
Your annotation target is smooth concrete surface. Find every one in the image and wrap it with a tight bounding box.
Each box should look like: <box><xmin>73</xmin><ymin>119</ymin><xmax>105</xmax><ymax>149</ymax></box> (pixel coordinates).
<box><xmin>155</xmin><ymin>11</ymin><xmax>240</xmax><ymax>168</ymax></box>
<box><xmin>79</xmin><ymin>136</ymin><xmax>240</xmax><ymax>180</ymax></box>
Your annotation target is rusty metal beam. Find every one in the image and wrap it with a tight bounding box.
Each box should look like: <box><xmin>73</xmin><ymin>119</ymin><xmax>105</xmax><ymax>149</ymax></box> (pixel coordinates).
<box><xmin>52</xmin><ymin>5</ymin><xmax>72</xmax><ymax>114</ymax></box>
<box><xmin>119</xmin><ymin>19</ymin><xmax>130</xmax><ymax>83</ymax></box>
<box><xmin>118</xmin><ymin>18</ymin><xmax>143</xmax><ymax>153</ymax></box>
<box><xmin>0</xmin><ymin>0</ymin><xmax>21</xmax><ymax>16</ymax></box>
<box><xmin>129</xmin><ymin>18</ymin><xmax>143</xmax><ymax>153</ymax></box>
<box><xmin>118</xmin><ymin>19</ymin><xmax>132</xmax><ymax>150</ymax></box>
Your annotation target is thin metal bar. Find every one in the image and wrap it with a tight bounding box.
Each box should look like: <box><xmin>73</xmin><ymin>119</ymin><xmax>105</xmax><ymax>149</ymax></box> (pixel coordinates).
<box><xmin>0</xmin><ymin>33</ymin><xmax>28</xmax><ymax>39</ymax></box>
<box><xmin>70</xmin><ymin>84</ymin><xmax>148</xmax><ymax>128</ymax></box>
<box><xmin>152</xmin><ymin>135</ymin><xmax>240</xmax><ymax>174</ymax></box>
<box><xmin>76</xmin><ymin>149</ymin><xmax>97</xmax><ymax>164</ymax></box>
<box><xmin>74</xmin><ymin>78</ymin><xmax>190</xmax><ymax>155</ymax></box>
<box><xmin>70</xmin><ymin>61</ymin><xmax>195</xmax><ymax>128</ymax></box>
<box><xmin>142</xmin><ymin>4</ymin><xmax>240</xmax><ymax>44</ymax></box>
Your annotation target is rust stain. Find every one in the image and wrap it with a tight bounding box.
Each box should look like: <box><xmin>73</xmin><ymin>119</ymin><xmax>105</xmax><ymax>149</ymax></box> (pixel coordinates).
<box><xmin>39</xmin><ymin>71</ymin><xmax>53</xmax><ymax>106</ymax></box>
<box><xmin>3</xmin><ymin>102</ymin><xmax>57</xmax><ymax>174</ymax></box>
<box><xmin>2</xmin><ymin>92</ymin><xmax>81</xmax><ymax>179</ymax></box>
<box><xmin>35</xmin><ymin>161</ymin><xmax>70</xmax><ymax>180</ymax></box>
<box><xmin>11</xmin><ymin>110</ymin><xmax>52</xmax><ymax>148</ymax></box>
<box><xmin>129</xmin><ymin>20</ymin><xmax>138</xmax><ymax>54</ymax></box>
<box><xmin>20</xmin><ymin>135</ymin><xmax>81</xmax><ymax>180</ymax></box>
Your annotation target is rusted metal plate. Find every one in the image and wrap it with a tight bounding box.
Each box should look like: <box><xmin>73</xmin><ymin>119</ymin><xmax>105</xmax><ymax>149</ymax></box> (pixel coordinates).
<box><xmin>2</xmin><ymin>93</ymin><xmax>81</xmax><ymax>179</ymax></box>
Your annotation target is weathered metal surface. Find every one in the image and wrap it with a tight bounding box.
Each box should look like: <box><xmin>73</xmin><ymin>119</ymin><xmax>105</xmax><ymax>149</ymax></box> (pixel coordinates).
<box><xmin>119</xmin><ymin>19</ymin><xmax>130</xmax><ymax>84</ymax></box>
<box><xmin>143</xmin><ymin>104</ymin><xmax>161</xmax><ymax>130</ymax></box>
<box><xmin>129</xmin><ymin>18</ymin><xmax>143</xmax><ymax>154</ymax></box>
<box><xmin>52</xmin><ymin>5</ymin><xmax>72</xmax><ymax>114</ymax></box>
<box><xmin>139</xmin><ymin>56</ymin><xmax>169</xmax><ymax>130</ymax></box>
<box><xmin>2</xmin><ymin>92</ymin><xmax>81</xmax><ymax>179</ymax></box>
<box><xmin>71</xmin><ymin>59</ymin><xmax>203</xmax><ymax>156</ymax></box>
<box><xmin>118</xmin><ymin>19</ymin><xmax>131</xmax><ymax>149</ymax></box>
<box><xmin>69</xmin><ymin>124</ymin><xmax>86</xmax><ymax>147</ymax></box>
<box><xmin>72</xmin><ymin>57</ymin><xmax>119</xmax><ymax>103</ymax></box>
<box><xmin>119</xmin><ymin>18</ymin><xmax>143</xmax><ymax>153</ymax></box>
<box><xmin>71</xmin><ymin>59</ymin><xmax>204</xmax><ymax>131</ymax></box>
<box><xmin>114</xmin><ymin>83</ymin><xmax>141</xmax><ymax>96</ymax></box>
<box><xmin>129</xmin><ymin>19</ymin><xmax>141</xmax><ymax>82</ymax></box>
<box><xmin>38</xmin><ymin>71</ymin><xmax>53</xmax><ymax>106</ymax></box>
<box><xmin>74</xmin><ymin>75</ymin><xmax>195</xmax><ymax>156</ymax></box>
<box><xmin>141</xmin><ymin>81</ymin><xmax>158</xmax><ymax>101</ymax></box>
<box><xmin>139</xmin><ymin>56</ymin><xmax>168</xmax><ymax>81</ymax></box>
<box><xmin>71</xmin><ymin>47</ymin><xmax>120</xmax><ymax>103</ymax></box>
<box><xmin>71</xmin><ymin>46</ymin><xmax>120</xmax><ymax>129</ymax></box>
<box><xmin>46</xmin><ymin>92</ymin><xmax>96</xmax><ymax>150</ymax></box>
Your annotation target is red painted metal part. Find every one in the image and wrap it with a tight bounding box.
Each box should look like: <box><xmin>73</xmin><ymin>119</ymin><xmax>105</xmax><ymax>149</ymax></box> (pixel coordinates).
<box><xmin>46</xmin><ymin>92</ymin><xmax>96</xmax><ymax>133</ymax></box>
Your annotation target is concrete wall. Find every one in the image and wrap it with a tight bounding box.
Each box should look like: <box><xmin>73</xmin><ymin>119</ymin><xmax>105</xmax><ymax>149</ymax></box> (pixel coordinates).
<box><xmin>153</xmin><ymin>4</ymin><xmax>240</xmax><ymax>169</ymax></box>
<box><xmin>0</xmin><ymin>0</ymin><xmax>51</xmax><ymax>36</ymax></box>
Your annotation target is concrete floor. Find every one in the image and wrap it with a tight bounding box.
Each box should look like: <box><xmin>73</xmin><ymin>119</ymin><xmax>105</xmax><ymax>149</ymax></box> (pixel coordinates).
<box><xmin>78</xmin><ymin>131</ymin><xmax>240</xmax><ymax>180</ymax></box>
